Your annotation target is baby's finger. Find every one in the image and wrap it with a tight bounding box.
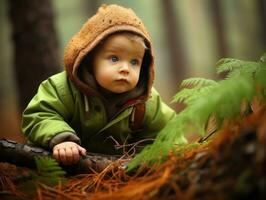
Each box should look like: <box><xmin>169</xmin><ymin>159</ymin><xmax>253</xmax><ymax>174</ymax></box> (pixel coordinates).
<box><xmin>77</xmin><ymin>146</ymin><xmax>87</xmax><ymax>156</ymax></box>
<box><xmin>53</xmin><ymin>149</ymin><xmax>60</xmax><ymax>161</ymax></box>
<box><xmin>59</xmin><ymin>148</ymin><xmax>67</xmax><ymax>165</ymax></box>
<box><xmin>71</xmin><ymin>146</ymin><xmax>80</xmax><ymax>163</ymax></box>
<box><xmin>65</xmin><ymin>148</ymin><xmax>73</xmax><ymax>165</ymax></box>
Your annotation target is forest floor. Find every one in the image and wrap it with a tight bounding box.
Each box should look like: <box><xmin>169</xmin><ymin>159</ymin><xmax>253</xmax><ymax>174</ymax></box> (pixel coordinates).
<box><xmin>0</xmin><ymin>109</ymin><xmax>265</xmax><ymax>200</ymax></box>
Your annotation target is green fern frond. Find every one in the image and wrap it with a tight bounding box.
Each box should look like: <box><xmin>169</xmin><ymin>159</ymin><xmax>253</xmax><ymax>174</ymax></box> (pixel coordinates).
<box><xmin>217</xmin><ymin>58</ymin><xmax>260</xmax><ymax>79</ymax></box>
<box><xmin>172</xmin><ymin>78</ymin><xmax>217</xmax><ymax>104</ymax></box>
<box><xmin>34</xmin><ymin>156</ymin><xmax>66</xmax><ymax>185</ymax></box>
<box><xmin>127</xmin><ymin>52</ymin><xmax>266</xmax><ymax>171</ymax></box>
<box><xmin>181</xmin><ymin>77</ymin><xmax>218</xmax><ymax>88</ymax></box>
<box><xmin>216</xmin><ymin>58</ymin><xmax>243</xmax><ymax>74</ymax></box>
<box><xmin>171</xmin><ymin>86</ymin><xmax>215</xmax><ymax>105</ymax></box>
<box><xmin>35</xmin><ymin>156</ymin><xmax>66</xmax><ymax>177</ymax></box>
<box><xmin>171</xmin><ymin>88</ymin><xmax>197</xmax><ymax>104</ymax></box>
<box><xmin>255</xmin><ymin>62</ymin><xmax>266</xmax><ymax>90</ymax></box>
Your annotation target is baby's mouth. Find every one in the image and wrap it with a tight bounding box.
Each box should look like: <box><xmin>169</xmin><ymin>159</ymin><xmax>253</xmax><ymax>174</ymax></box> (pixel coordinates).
<box><xmin>116</xmin><ymin>78</ymin><xmax>129</xmax><ymax>83</ymax></box>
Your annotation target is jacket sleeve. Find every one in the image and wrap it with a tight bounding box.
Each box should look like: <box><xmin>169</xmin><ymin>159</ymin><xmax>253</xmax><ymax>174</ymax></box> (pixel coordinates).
<box><xmin>22</xmin><ymin>74</ymin><xmax>80</xmax><ymax>149</ymax></box>
<box><xmin>141</xmin><ymin>87</ymin><xmax>176</xmax><ymax>138</ymax></box>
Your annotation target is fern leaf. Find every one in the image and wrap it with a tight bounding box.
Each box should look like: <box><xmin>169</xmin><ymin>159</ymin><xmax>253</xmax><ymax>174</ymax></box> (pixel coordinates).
<box><xmin>217</xmin><ymin>58</ymin><xmax>260</xmax><ymax>78</ymax></box>
<box><xmin>34</xmin><ymin>156</ymin><xmax>66</xmax><ymax>185</ymax></box>
<box><xmin>35</xmin><ymin>156</ymin><xmax>65</xmax><ymax>176</ymax></box>
<box><xmin>216</xmin><ymin>58</ymin><xmax>243</xmax><ymax>74</ymax></box>
<box><xmin>181</xmin><ymin>77</ymin><xmax>218</xmax><ymax>88</ymax></box>
<box><xmin>172</xmin><ymin>78</ymin><xmax>217</xmax><ymax>104</ymax></box>
<box><xmin>171</xmin><ymin>88</ymin><xmax>196</xmax><ymax>104</ymax></box>
<box><xmin>172</xmin><ymin>85</ymin><xmax>216</xmax><ymax>105</ymax></box>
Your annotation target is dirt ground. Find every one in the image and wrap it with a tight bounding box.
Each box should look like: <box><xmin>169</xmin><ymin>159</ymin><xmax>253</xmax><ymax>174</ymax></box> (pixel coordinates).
<box><xmin>0</xmin><ymin>109</ymin><xmax>265</xmax><ymax>200</ymax></box>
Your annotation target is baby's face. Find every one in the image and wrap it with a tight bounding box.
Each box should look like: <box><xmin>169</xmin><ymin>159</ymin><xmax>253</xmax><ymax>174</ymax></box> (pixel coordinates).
<box><xmin>92</xmin><ymin>34</ymin><xmax>145</xmax><ymax>94</ymax></box>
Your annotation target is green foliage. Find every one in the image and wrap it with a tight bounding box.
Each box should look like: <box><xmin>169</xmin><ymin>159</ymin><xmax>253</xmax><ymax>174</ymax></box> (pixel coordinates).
<box><xmin>127</xmin><ymin>53</ymin><xmax>266</xmax><ymax>171</ymax></box>
<box><xmin>33</xmin><ymin>156</ymin><xmax>66</xmax><ymax>185</ymax></box>
<box><xmin>180</xmin><ymin>77</ymin><xmax>218</xmax><ymax>88</ymax></box>
<box><xmin>171</xmin><ymin>78</ymin><xmax>218</xmax><ymax>106</ymax></box>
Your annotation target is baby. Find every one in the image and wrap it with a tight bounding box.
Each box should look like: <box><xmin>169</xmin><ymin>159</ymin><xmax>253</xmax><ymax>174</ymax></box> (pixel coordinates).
<box><xmin>22</xmin><ymin>4</ymin><xmax>176</xmax><ymax>166</ymax></box>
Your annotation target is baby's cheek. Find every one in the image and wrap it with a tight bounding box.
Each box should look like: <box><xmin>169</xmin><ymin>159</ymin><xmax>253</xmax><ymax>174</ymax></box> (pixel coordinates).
<box><xmin>134</xmin><ymin>69</ymin><xmax>141</xmax><ymax>79</ymax></box>
<box><xmin>97</xmin><ymin>68</ymin><xmax>112</xmax><ymax>79</ymax></box>
<box><xmin>103</xmin><ymin>70</ymin><xmax>115</xmax><ymax>80</ymax></box>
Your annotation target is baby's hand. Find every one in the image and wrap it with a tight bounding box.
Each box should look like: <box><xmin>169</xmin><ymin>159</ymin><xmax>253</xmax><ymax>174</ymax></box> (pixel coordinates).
<box><xmin>53</xmin><ymin>141</ymin><xmax>86</xmax><ymax>165</ymax></box>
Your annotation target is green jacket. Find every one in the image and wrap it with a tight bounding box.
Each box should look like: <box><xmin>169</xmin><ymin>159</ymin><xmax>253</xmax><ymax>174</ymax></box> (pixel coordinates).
<box><xmin>22</xmin><ymin>71</ymin><xmax>176</xmax><ymax>154</ymax></box>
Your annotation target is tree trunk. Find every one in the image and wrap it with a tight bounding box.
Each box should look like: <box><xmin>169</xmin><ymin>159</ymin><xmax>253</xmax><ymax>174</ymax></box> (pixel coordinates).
<box><xmin>257</xmin><ymin>0</ymin><xmax>266</xmax><ymax>47</ymax></box>
<box><xmin>8</xmin><ymin>0</ymin><xmax>60</xmax><ymax>112</ymax></box>
<box><xmin>161</xmin><ymin>0</ymin><xmax>187</xmax><ymax>111</ymax></box>
<box><xmin>209</xmin><ymin>0</ymin><xmax>227</xmax><ymax>58</ymax></box>
<box><xmin>161</xmin><ymin>0</ymin><xmax>187</xmax><ymax>83</ymax></box>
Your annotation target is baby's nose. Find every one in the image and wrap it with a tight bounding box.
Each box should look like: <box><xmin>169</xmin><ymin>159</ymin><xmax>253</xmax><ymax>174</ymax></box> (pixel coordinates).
<box><xmin>119</xmin><ymin>63</ymin><xmax>129</xmax><ymax>74</ymax></box>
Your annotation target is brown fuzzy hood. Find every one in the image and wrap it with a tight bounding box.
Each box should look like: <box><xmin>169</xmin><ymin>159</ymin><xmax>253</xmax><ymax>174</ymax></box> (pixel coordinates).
<box><xmin>64</xmin><ymin>4</ymin><xmax>154</xmax><ymax>105</ymax></box>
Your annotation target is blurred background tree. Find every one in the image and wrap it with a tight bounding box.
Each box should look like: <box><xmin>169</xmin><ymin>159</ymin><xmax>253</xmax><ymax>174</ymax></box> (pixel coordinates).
<box><xmin>0</xmin><ymin>0</ymin><xmax>265</xmax><ymax>141</ymax></box>
<box><xmin>9</xmin><ymin>0</ymin><xmax>60</xmax><ymax>111</ymax></box>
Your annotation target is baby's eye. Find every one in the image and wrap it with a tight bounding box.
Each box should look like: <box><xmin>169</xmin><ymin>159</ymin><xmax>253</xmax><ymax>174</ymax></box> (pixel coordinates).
<box><xmin>130</xmin><ymin>59</ymin><xmax>139</xmax><ymax>66</ymax></box>
<box><xmin>110</xmin><ymin>56</ymin><xmax>119</xmax><ymax>62</ymax></box>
